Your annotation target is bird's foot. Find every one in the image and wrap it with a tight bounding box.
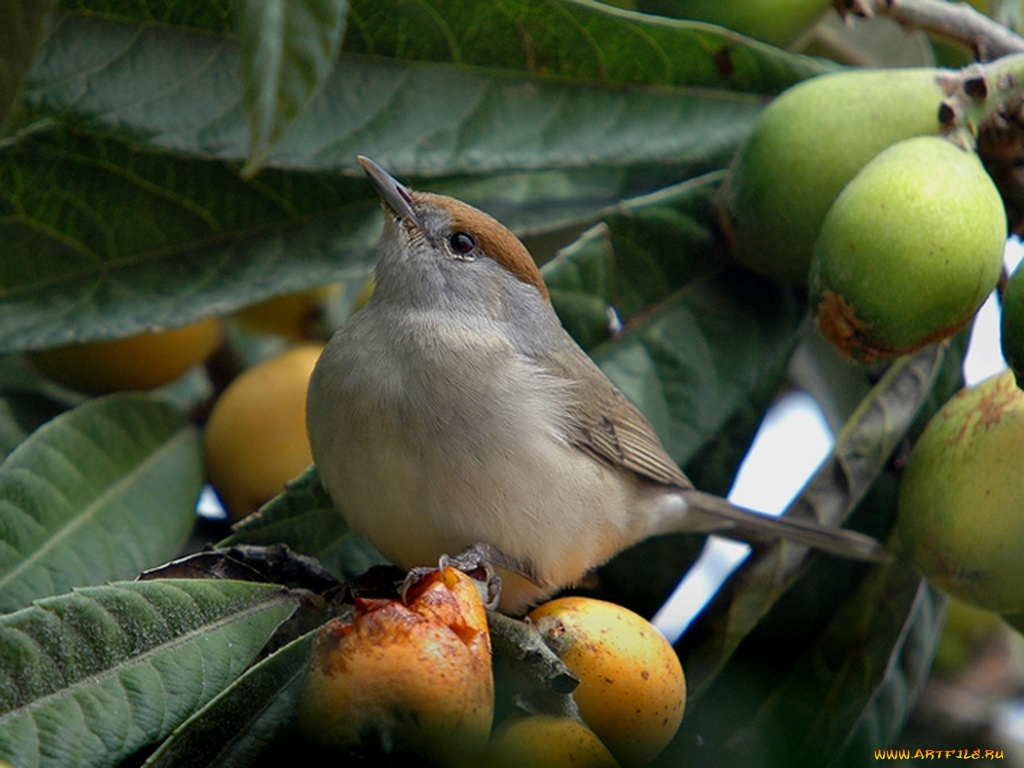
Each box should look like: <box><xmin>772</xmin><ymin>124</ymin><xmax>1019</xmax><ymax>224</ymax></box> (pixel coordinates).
<box><xmin>400</xmin><ymin>542</ymin><xmax>541</xmax><ymax>611</ymax></box>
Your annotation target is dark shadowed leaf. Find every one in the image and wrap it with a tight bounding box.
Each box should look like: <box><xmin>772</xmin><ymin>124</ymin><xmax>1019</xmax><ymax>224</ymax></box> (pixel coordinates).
<box><xmin>678</xmin><ymin>343</ymin><xmax>948</xmax><ymax>699</ymax></box>
<box><xmin>222</xmin><ymin>466</ymin><xmax>388</xmax><ymax>582</ymax></box>
<box><xmin>720</xmin><ymin>564</ymin><xmax>944</xmax><ymax>768</ymax></box>
<box><xmin>0</xmin><ymin>0</ymin><xmax>55</xmax><ymax>132</ymax></box>
<box><xmin>544</xmin><ymin>172</ymin><xmax>725</xmax><ymax>350</ymax></box>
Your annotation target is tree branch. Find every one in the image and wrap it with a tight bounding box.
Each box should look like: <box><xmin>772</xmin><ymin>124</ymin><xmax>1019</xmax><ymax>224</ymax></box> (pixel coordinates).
<box><xmin>835</xmin><ymin>0</ymin><xmax>1024</xmax><ymax>60</ymax></box>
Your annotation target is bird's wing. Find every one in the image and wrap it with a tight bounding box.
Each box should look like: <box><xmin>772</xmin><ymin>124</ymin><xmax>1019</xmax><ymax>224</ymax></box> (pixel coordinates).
<box><xmin>535</xmin><ymin>336</ymin><xmax>890</xmax><ymax>563</ymax></box>
<box><xmin>539</xmin><ymin>341</ymin><xmax>692</xmax><ymax>489</ymax></box>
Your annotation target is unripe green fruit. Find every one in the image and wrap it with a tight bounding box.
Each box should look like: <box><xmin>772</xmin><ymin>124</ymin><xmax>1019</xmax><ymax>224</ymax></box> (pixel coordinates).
<box><xmin>635</xmin><ymin>0</ymin><xmax>829</xmax><ymax>48</ymax></box>
<box><xmin>810</xmin><ymin>136</ymin><xmax>1005</xmax><ymax>362</ymax></box>
<box><xmin>718</xmin><ymin>67</ymin><xmax>948</xmax><ymax>283</ymax></box>
<box><xmin>1000</xmin><ymin>261</ymin><xmax>1024</xmax><ymax>388</ymax></box>
<box><xmin>893</xmin><ymin>370</ymin><xmax>1024</xmax><ymax>612</ymax></box>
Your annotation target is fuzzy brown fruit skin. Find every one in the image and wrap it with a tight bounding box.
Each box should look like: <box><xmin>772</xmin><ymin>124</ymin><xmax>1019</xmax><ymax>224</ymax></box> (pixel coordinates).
<box><xmin>527</xmin><ymin>597</ymin><xmax>685</xmax><ymax>768</ymax></box>
<box><xmin>26</xmin><ymin>318</ymin><xmax>223</xmax><ymax>395</ymax></box>
<box><xmin>810</xmin><ymin>136</ymin><xmax>1005</xmax><ymax>363</ymax></box>
<box><xmin>718</xmin><ymin>67</ymin><xmax>948</xmax><ymax>284</ymax></box>
<box><xmin>299</xmin><ymin>566</ymin><xmax>494</xmax><ymax>765</ymax></box>
<box><xmin>893</xmin><ymin>370</ymin><xmax>1024</xmax><ymax>613</ymax></box>
<box><xmin>203</xmin><ymin>343</ymin><xmax>323</xmax><ymax>520</ymax></box>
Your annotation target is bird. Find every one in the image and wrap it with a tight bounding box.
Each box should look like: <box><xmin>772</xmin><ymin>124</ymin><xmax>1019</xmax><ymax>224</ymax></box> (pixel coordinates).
<box><xmin>305</xmin><ymin>156</ymin><xmax>887</xmax><ymax>614</ymax></box>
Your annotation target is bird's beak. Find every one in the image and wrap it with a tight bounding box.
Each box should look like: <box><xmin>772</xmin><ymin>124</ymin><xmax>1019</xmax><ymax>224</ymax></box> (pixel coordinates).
<box><xmin>358</xmin><ymin>156</ymin><xmax>423</xmax><ymax>231</ymax></box>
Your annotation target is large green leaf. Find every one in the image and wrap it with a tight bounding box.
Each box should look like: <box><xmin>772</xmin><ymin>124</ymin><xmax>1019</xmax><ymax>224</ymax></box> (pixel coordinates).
<box><xmin>22</xmin><ymin>15</ymin><xmax>775</xmax><ymax>173</ymax></box>
<box><xmin>343</xmin><ymin>0</ymin><xmax>833</xmax><ymax>90</ymax></box>
<box><xmin>0</xmin><ymin>127</ymin><xmax>380</xmax><ymax>353</ymax></box>
<box><xmin>1</xmin><ymin>16</ymin><xmax>774</xmax><ymax>353</ymax></box>
<box><xmin>720</xmin><ymin>565</ymin><xmax>944</xmax><ymax>767</ymax></box>
<box><xmin>60</xmin><ymin>0</ymin><xmax>833</xmax><ymax>91</ymax></box>
<box><xmin>143</xmin><ymin>629</ymin><xmax>317</xmax><ymax>767</ymax></box>
<box><xmin>235</xmin><ymin>0</ymin><xmax>347</xmax><ymax>175</ymax></box>
<box><xmin>0</xmin><ymin>394</ymin><xmax>201</xmax><ymax>613</ymax></box>
<box><xmin>0</xmin><ymin>0</ymin><xmax>837</xmax><ymax>353</ymax></box>
<box><xmin>0</xmin><ymin>579</ymin><xmax>302</xmax><ymax>768</ymax></box>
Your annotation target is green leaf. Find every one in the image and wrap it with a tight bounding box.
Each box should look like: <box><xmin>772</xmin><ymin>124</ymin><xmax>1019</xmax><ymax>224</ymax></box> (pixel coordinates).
<box><xmin>0</xmin><ymin>135</ymin><xmax>703</xmax><ymax>354</ymax></box>
<box><xmin>344</xmin><ymin>0</ymin><xmax>834</xmax><ymax>91</ymax></box>
<box><xmin>0</xmin><ymin>0</ymin><xmax>55</xmax><ymax>132</ymax></box>
<box><xmin>222</xmin><ymin>466</ymin><xmax>388</xmax><ymax>582</ymax></box>
<box><xmin>0</xmin><ymin>126</ymin><xmax>380</xmax><ymax>353</ymax></box>
<box><xmin>0</xmin><ymin>579</ymin><xmax>301</xmax><ymax>768</ymax></box>
<box><xmin>593</xmin><ymin>266</ymin><xmax>804</xmax><ymax>470</ymax></box>
<box><xmin>1</xmin><ymin>5</ymin><xmax>834</xmax><ymax>352</ymax></box>
<box><xmin>3</xmin><ymin>12</ymin><xmax>779</xmax><ymax>353</ymax></box>
<box><xmin>0</xmin><ymin>394</ymin><xmax>202</xmax><ymax>613</ymax></box>
<box><xmin>678</xmin><ymin>343</ymin><xmax>949</xmax><ymax>699</ymax></box>
<box><xmin>544</xmin><ymin>172</ymin><xmax>724</xmax><ymax>350</ymax></box>
<box><xmin>58</xmin><ymin>0</ymin><xmax>234</xmax><ymax>33</ymax></box>
<box><xmin>723</xmin><ymin>564</ymin><xmax>945</xmax><ymax>767</ymax></box>
<box><xmin>61</xmin><ymin>0</ymin><xmax>834</xmax><ymax>93</ymax></box>
<box><xmin>143</xmin><ymin>629</ymin><xmax>316</xmax><ymax>767</ymax></box>
<box><xmin>22</xmin><ymin>16</ymin><xmax>767</xmax><ymax>173</ymax></box>
<box><xmin>236</xmin><ymin>0</ymin><xmax>347</xmax><ymax>175</ymax></box>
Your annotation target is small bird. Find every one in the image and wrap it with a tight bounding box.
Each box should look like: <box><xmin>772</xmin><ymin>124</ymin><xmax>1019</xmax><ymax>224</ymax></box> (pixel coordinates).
<box><xmin>306</xmin><ymin>157</ymin><xmax>886</xmax><ymax>614</ymax></box>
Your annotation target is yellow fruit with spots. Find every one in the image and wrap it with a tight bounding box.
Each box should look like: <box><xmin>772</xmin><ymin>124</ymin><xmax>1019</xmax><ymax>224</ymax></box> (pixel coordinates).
<box><xmin>527</xmin><ymin>597</ymin><xmax>685</xmax><ymax>767</ymax></box>
<box><xmin>203</xmin><ymin>343</ymin><xmax>323</xmax><ymax>520</ymax></box>
<box><xmin>26</xmin><ymin>318</ymin><xmax>223</xmax><ymax>395</ymax></box>
<box><xmin>485</xmin><ymin>713</ymin><xmax>620</xmax><ymax>768</ymax></box>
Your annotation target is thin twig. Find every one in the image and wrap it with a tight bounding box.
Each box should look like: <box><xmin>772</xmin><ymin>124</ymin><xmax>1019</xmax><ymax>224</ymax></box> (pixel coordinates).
<box><xmin>835</xmin><ymin>0</ymin><xmax>1024</xmax><ymax>60</ymax></box>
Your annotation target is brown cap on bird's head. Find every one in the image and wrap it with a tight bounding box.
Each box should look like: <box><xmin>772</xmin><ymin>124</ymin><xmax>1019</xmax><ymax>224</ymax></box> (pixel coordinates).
<box><xmin>357</xmin><ymin>155</ymin><xmax>549</xmax><ymax>302</ymax></box>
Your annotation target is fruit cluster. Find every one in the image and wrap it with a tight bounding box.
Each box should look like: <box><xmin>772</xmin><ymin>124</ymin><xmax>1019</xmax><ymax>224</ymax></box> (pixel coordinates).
<box><xmin>718</xmin><ymin>67</ymin><xmax>1007</xmax><ymax>363</ymax></box>
<box><xmin>299</xmin><ymin>574</ymin><xmax>686</xmax><ymax>768</ymax></box>
<box><xmin>722</xmin><ymin>64</ymin><xmax>1024</xmax><ymax>623</ymax></box>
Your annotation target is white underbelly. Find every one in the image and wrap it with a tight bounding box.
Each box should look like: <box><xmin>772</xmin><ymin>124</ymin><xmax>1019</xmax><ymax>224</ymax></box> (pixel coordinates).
<box><xmin>307</xmin><ymin>320</ymin><xmax>643</xmax><ymax>610</ymax></box>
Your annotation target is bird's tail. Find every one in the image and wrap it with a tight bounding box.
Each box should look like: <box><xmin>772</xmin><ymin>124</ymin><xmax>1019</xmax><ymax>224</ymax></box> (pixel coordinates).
<box><xmin>678</xmin><ymin>488</ymin><xmax>889</xmax><ymax>563</ymax></box>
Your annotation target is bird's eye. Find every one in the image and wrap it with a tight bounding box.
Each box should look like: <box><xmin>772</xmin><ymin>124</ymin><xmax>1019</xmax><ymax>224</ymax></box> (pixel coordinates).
<box><xmin>448</xmin><ymin>232</ymin><xmax>476</xmax><ymax>255</ymax></box>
